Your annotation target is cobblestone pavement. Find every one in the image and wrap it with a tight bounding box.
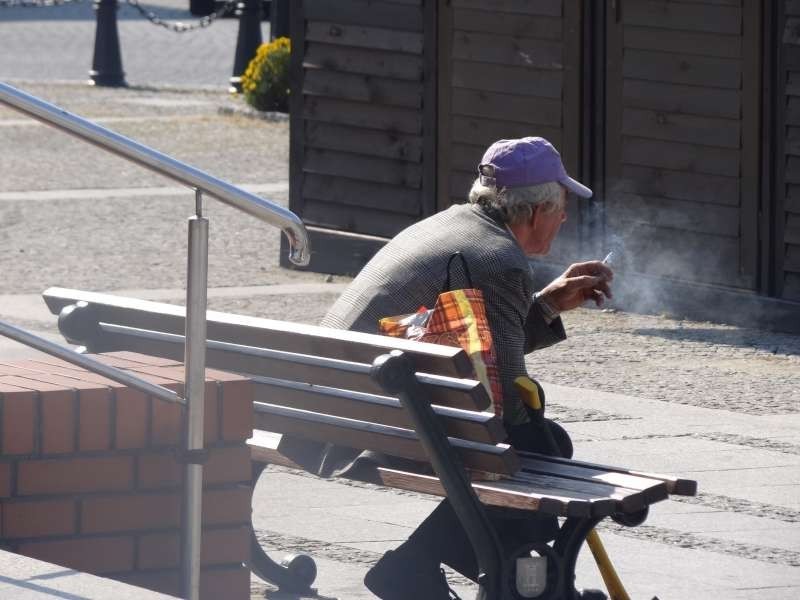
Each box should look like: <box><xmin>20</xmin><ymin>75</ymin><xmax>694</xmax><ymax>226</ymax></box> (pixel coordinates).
<box><xmin>1</xmin><ymin>81</ymin><xmax>799</xmax><ymax>599</ymax></box>
<box><xmin>0</xmin><ymin>83</ymin><xmax>326</xmax><ymax>295</ymax></box>
<box><xmin>532</xmin><ymin>308</ymin><xmax>800</xmax><ymax>415</ymax></box>
<box><xmin>0</xmin><ymin>0</ymin><xmax>256</xmax><ymax>87</ymax></box>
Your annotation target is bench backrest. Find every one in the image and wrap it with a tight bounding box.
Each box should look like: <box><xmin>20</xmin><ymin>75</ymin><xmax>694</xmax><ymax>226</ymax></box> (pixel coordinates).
<box><xmin>44</xmin><ymin>287</ymin><xmax>519</xmax><ymax>475</ymax></box>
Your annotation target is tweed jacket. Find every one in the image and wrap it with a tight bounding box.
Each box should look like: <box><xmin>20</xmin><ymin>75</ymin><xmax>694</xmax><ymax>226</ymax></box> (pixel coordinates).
<box><xmin>322</xmin><ymin>202</ymin><xmax>566</xmax><ymax>426</ymax></box>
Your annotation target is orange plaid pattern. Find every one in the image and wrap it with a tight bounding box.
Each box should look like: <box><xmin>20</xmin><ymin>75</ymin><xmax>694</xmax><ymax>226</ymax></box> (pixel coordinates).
<box><xmin>379</xmin><ymin>288</ymin><xmax>504</xmax><ymax>417</ymax></box>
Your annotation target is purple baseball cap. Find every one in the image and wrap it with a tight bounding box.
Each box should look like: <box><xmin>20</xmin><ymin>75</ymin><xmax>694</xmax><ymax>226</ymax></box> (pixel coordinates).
<box><xmin>478</xmin><ymin>137</ymin><xmax>593</xmax><ymax>198</ymax></box>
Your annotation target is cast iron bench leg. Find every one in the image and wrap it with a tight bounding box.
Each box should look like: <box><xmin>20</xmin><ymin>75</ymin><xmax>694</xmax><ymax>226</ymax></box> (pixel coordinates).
<box><xmin>249</xmin><ymin>462</ymin><xmax>318</xmax><ymax>593</ymax></box>
<box><xmin>505</xmin><ymin>516</ymin><xmax>604</xmax><ymax>600</ymax></box>
<box><xmin>552</xmin><ymin>516</ymin><xmax>605</xmax><ymax>600</ymax></box>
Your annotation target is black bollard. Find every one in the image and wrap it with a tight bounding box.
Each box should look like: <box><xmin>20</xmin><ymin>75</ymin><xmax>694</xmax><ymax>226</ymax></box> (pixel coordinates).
<box><xmin>189</xmin><ymin>0</ymin><xmax>214</xmax><ymax>17</ymax></box>
<box><xmin>229</xmin><ymin>0</ymin><xmax>262</xmax><ymax>93</ymax></box>
<box><xmin>270</xmin><ymin>0</ymin><xmax>289</xmax><ymax>40</ymax></box>
<box><xmin>88</xmin><ymin>0</ymin><xmax>126</xmax><ymax>87</ymax></box>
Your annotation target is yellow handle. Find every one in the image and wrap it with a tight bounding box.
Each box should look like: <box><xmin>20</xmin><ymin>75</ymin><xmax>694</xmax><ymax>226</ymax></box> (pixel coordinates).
<box><xmin>586</xmin><ymin>519</ymin><xmax>631</xmax><ymax>600</ymax></box>
<box><xmin>514</xmin><ymin>375</ymin><xmax>542</xmax><ymax>410</ymax></box>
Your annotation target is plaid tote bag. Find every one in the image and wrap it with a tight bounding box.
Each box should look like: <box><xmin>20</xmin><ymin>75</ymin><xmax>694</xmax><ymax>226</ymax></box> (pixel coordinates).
<box><xmin>379</xmin><ymin>252</ymin><xmax>504</xmax><ymax>417</ymax></box>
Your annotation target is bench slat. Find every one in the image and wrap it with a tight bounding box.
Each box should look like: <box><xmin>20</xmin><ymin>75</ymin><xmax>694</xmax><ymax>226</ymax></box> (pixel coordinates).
<box><xmin>43</xmin><ymin>287</ymin><xmax>474</xmax><ymax>377</ymax></box>
<box><xmin>74</xmin><ymin>323</ymin><xmax>492</xmax><ymax>412</ymax></box>
<box><xmin>519</xmin><ymin>455</ymin><xmax>669</xmax><ymax>505</ymax></box>
<box><xmin>517</xmin><ymin>451</ymin><xmax>697</xmax><ymax>497</ymax></box>
<box><xmin>253</xmin><ymin>402</ymin><xmax>520</xmax><ymax>475</ymax></box>
<box><xmin>253</xmin><ymin>376</ymin><xmax>505</xmax><ymax>444</ymax></box>
<box><xmin>248</xmin><ymin>431</ymin><xmax>305</xmax><ymax>470</ymax></box>
<box><xmin>376</xmin><ymin>469</ymin><xmax>618</xmax><ymax>518</ymax></box>
<box><xmin>510</xmin><ymin>469</ymin><xmax>648</xmax><ymax>515</ymax></box>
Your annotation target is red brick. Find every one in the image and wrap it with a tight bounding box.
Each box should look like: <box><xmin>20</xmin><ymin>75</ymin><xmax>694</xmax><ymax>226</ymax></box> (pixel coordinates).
<box><xmin>103</xmin><ymin>352</ymin><xmax>182</xmax><ymax>367</ymax></box>
<box><xmin>114</xmin><ymin>387</ymin><xmax>149</xmax><ymax>450</ymax></box>
<box><xmin>3</xmin><ymin>499</ymin><xmax>76</xmax><ymax>538</ymax></box>
<box><xmin>204</xmin><ymin>446</ymin><xmax>251</xmax><ymax>485</ymax></box>
<box><xmin>0</xmin><ymin>371</ymin><xmax>112</xmax><ymax>453</ymax></box>
<box><xmin>0</xmin><ymin>367</ymin><xmax>104</xmax><ymax>394</ymax></box>
<box><xmin>136</xmin><ymin>531</ymin><xmax>179</xmax><ymax>570</ymax></box>
<box><xmin>1</xmin><ymin>375</ymin><xmax>76</xmax><ymax>455</ymax></box>
<box><xmin>81</xmin><ymin>492</ymin><xmax>180</xmax><ymax>533</ymax></box>
<box><xmin>18</xmin><ymin>456</ymin><xmax>133</xmax><ymax>495</ymax></box>
<box><xmin>0</xmin><ymin>462</ymin><xmax>11</xmax><ymax>497</ymax></box>
<box><xmin>145</xmin><ymin>368</ymin><xmax>219</xmax><ymax>445</ymax></box>
<box><xmin>103</xmin><ymin>359</ymin><xmax>222</xmax><ymax>444</ymax></box>
<box><xmin>17</xmin><ymin>536</ymin><xmax>134</xmax><ymax>574</ymax></box>
<box><xmin>203</xmin><ymin>368</ymin><xmax>250</xmax><ymax>384</ymax></box>
<box><xmin>111</xmin><ymin>370</ymin><xmax>182</xmax><ymax>447</ymax></box>
<box><xmin>138</xmin><ymin>446</ymin><xmax>251</xmax><ymax>490</ymax></box>
<box><xmin>137</xmin><ymin>526</ymin><xmax>250</xmax><ymax>569</ymax></box>
<box><xmin>200</xmin><ymin>526</ymin><xmax>250</xmax><ymax>566</ymax></box>
<box><xmin>0</xmin><ymin>375</ymin><xmax>67</xmax><ymax>394</ymax></box>
<box><xmin>200</xmin><ymin>565</ymin><xmax>250</xmax><ymax>600</ymax></box>
<box><xmin>138</xmin><ymin>452</ymin><xmax>182</xmax><ymax>490</ymax></box>
<box><xmin>21</xmin><ymin>356</ymin><xmax>81</xmax><ymax>371</ymax></box>
<box><xmin>118</xmin><ymin>569</ymin><xmax>180</xmax><ymax>597</ymax></box>
<box><xmin>89</xmin><ymin>355</ymin><xmax>150</xmax><ymax>370</ymax></box>
<box><xmin>151</xmin><ymin>393</ymin><xmax>183</xmax><ymax>446</ymax></box>
<box><xmin>204</xmin><ymin>382</ymin><xmax>219</xmax><ymax>445</ymax></box>
<box><xmin>78</xmin><ymin>387</ymin><xmax>112</xmax><ymax>451</ymax></box>
<box><xmin>202</xmin><ymin>486</ymin><xmax>252</xmax><ymax>526</ymax></box>
<box><xmin>1</xmin><ymin>386</ymin><xmax>37</xmax><ymax>455</ymax></box>
<box><xmin>26</xmin><ymin>359</ymin><xmax>125</xmax><ymax>389</ymax></box>
<box><xmin>219</xmin><ymin>380</ymin><xmax>253</xmax><ymax>442</ymax></box>
<box><xmin>40</xmin><ymin>389</ymin><xmax>77</xmax><ymax>454</ymax></box>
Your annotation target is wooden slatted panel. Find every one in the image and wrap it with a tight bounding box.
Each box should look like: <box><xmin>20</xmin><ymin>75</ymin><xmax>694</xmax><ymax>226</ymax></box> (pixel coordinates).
<box><xmin>290</xmin><ymin>0</ymin><xmax>432</xmax><ymax>247</ymax></box>
<box><xmin>438</xmin><ymin>0</ymin><xmax>582</xmax><ymax>265</ymax></box>
<box><xmin>779</xmin><ymin>3</ymin><xmax>800</xmax><ymax>300</ymax></box>
<box><xmin>605</xmin><ymin>0</ymin><xmax>758</xmax><ymax>289</ymax></box>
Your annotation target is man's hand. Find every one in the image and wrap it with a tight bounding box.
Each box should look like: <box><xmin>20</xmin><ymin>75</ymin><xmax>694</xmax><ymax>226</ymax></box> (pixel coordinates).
<box><xmin>537</xmin><ymin>261</ymin><xmax>613</xmax><ymax>312</ymax></box>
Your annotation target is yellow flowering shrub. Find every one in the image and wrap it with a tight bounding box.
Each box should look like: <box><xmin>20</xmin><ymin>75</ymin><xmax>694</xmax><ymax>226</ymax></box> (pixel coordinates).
<box><xmin>241</xmin><ymin>37</ymin><xmax>291</xmax><ymax>112</ymax></box>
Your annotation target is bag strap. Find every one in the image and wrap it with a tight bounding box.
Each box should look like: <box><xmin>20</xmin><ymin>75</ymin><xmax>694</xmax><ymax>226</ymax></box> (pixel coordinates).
<box><xmin>443</xmin><ymin>252</ymin><xmax>474</xmax><ymax>292</ymax></box>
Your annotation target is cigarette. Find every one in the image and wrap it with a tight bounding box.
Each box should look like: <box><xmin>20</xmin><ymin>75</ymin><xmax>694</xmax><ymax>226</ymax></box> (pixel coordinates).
<box><xmin>602</xmin><ymin>251</ymin><xmax>615</xmax><ymax>265</ymax></box>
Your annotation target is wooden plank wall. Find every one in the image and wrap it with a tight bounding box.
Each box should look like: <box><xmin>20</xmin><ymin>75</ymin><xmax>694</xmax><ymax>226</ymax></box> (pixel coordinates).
<box><xmin>289</xmin><ymin>0</ymin><xmax>432</xmax><ymax>244</ymax></box>
<box><xmin>604</xmin><ymin>0</ymin><xmax>758</xmax><ymax>289</ymax></box>
<box><xmin>437</xmin><ymin>0</ymin><xmax>582</xmax><ymax>264</ymax></box>
<box><xmin>780</xmin><ymin>0</ymin><xmax>800</xmax><ymax>300</ymax></box>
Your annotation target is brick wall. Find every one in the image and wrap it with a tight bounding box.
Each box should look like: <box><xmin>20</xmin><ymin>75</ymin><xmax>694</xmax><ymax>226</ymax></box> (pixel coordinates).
<box><xmin>0</xmin><ymin>351</ymin><xmax>254</xmax><ymax>600</ymax></box>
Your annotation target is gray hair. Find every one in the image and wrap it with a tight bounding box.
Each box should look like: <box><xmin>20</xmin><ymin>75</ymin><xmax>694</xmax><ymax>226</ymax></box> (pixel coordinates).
<box><xmin>467</xmin><ymin>179</ymin><xmax>564</xmax><ymax>225</ymax></box>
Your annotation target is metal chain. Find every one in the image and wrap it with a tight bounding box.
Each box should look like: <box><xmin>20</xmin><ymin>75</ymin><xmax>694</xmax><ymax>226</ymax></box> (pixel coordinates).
<box><xmin>0</xmin><ymin>0</ymin><xmax>84</xmax><ymax>7</ymax></box>
<box><xmin>124</xmin><ymin>0</ymin><xmax>237</xmax><ymax>33</ymax></box>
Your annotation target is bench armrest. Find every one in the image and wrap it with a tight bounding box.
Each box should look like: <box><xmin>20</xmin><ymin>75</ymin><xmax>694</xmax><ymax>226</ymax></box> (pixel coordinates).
<box><xmin>371</xmin><ymin>350</ymin><xmax>504</xmax><ymax>596</ymax></box>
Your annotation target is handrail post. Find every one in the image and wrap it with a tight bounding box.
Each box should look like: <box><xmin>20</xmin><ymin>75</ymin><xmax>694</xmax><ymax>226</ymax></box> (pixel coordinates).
<box><xmin>182</xmin><ymin>190</ymin><xmax>209</xmax><ymax>600</ymax></box>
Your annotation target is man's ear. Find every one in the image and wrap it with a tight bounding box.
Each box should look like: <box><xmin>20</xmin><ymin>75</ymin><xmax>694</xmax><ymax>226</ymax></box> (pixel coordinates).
<box><xmin>528</xmin><ymin>204</ymin><xmax>542</xmax><ymax>229</ymax></box>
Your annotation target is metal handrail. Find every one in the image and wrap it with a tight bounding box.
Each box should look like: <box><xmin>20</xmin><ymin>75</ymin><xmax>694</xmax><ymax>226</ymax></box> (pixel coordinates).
<box><xmin>0</xmin><ymin>82</ymin><xmax>311</xmax><ymax>266</ymax></box>
<box><xmin>0</xmin><ymin>320</ymin><xmax>184</xmax><ymax>406</ymax></box>
<box><xmin>0</xmin><ymin>81</ymin><xmax>311</xmax><ymax>600</ymax></box>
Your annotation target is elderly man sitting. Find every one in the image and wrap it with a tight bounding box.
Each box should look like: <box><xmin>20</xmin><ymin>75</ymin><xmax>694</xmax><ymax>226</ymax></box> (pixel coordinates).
<box><xmin>317</xmin><ymin>137</ymin><xmax>613</xmax><ymax>599</ymax></box>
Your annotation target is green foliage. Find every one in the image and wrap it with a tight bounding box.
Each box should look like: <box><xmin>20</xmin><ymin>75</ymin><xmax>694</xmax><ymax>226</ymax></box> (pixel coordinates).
<box><xmin>241</xmin><ymin>37</ymin><xmax>291</xmax><ymax>112</ymax></box>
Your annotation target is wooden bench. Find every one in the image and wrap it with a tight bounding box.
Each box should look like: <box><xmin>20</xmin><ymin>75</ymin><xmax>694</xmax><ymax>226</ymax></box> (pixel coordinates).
<box><xmin>43</xmin><ymin>287</ymin><xmax>697</xmax><ymax>600</ymax></box>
